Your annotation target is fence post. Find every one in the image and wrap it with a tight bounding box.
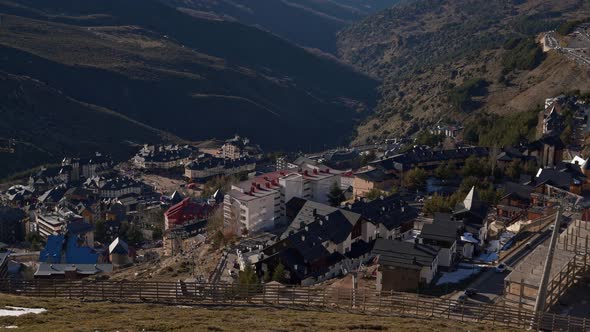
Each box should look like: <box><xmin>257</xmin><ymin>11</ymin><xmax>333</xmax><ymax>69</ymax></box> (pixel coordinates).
<box><xmin>378</xmin><ymin>291</ymin><xmax>382</xmax><ymax>312</ymax></box>
<box><xmin>156</xmin><ymin>282</ymin><xmax>159</xmax><ymax>302</ymax></box>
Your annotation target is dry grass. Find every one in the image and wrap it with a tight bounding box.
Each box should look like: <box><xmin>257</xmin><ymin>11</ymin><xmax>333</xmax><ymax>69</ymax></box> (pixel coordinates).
<box><xmin>0</xmin><ymin>295</ymin><xmax>523</xmax><ymax>332</ymax></box>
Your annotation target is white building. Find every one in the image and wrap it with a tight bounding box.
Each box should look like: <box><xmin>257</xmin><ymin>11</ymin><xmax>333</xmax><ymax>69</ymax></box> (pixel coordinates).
<box><xmin>224</xmin><ymin>167</ymin><xmax>341</xmax><ymax>235</ymax></box>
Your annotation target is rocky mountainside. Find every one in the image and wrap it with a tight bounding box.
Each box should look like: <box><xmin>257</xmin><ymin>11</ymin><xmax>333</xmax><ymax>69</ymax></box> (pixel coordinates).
<box><xmin>336</xmin><ymin>0</ymin><xmax>590</xmax><ymax>144</ymax></box>
<box><xmin>160</xmin><ymin>0</ymin><xmax>402</xmax><ymax>53</ymax></box>
<box><xmin>0</xmin><ymin>0</ymin><xmax>378</xmax><ymax>176</ymax></box>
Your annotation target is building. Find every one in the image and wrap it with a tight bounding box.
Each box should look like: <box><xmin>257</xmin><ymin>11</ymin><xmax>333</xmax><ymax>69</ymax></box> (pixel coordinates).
<box><xmin>496</xmin><ymin>182</ymin><xmax>533</xmax><ymax>223</ymax></box>
<box><xmin>224</xmin><ymin>167</ymin><xmax>340</xmax><ymax>234</ymax></box>
<box><xmin>371</xmin><ymin>146</ymin><xmax>488</xmax><ymax>179</ymax></box>
<box><xmin>453</xmin><ymin>187</ymin><xmax>490</xmax><ymax>248</ymax></box>
<box><xmin>418</xmin><ymin>220</ymin><xmax>460</xmax><ymax>267</ymax></box>
<box><xmin>164</xmin><ymin>198</ymin><xmax>215</xmax><ymax>230</ymax></box>
<box><xmin>35</xmin><ymin>209</ymin><xmax>84</xmax><ymax>240</ymax></box>
<box><xmin>62</xmin><ymin>153</ymin><xmax>112</xmax><ymax>182</ymax></box>
<box><xmin>28</xmin><ymin>165</ymin><xmax>71</xmax><ymax>191</ymax></box>
<box><xmin>109</xmin><ymin>237</ymin><xmax>132</xmax><ymax>267</ymax></box>
<box><xmin>83</xmin><ymin>176</ymin><xmax>142</xmax><ymax>198</ymax></box>
<box><xmin>346</xmin><ymin>195</ymin><xmax>417</xmax><ymax>240</ymax></box>
<box><xmin>133</xmin><ymin>144</ymin><xmax>195</xmax><ymax>170</ymax></box>
<box><xmin>352</xmin><ymin>169</ymin><xmax>397</xmax><ymax>198</ymax></box>
<box><xmin>523</xmin><ymin>135</ymin><xmax>565</xmax><ymax>168</ymax></box>
<box><xmin>184</xmin><ymin>157</ymin><xmax>255</xmax><ymax>181</ymax></box>
<box><xmin>429</xmin><ymin>124</ymin><xmax>463</xmax><ymax>138</ymax></box>
<box><xmin>372</xmin><ymin>239</ymin><xmax>439</xmax><ymax>292</ymax></box>
<box><xmin>0</xmin><ymin>206</ymin><xmax>27</xmax><ymax>244</ymax></box>
<box><xmin>220</xmin><ymin>135</ymin><xmax>262</xmax><ymax>160</ymax></box>
<box><xmin>258</xmin><ymin>203</ymin><xmax>373</xmax><ymax>285</ymax></box>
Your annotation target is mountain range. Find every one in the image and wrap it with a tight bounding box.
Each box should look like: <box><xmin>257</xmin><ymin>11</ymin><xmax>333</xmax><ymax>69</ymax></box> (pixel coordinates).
<box><xmin>0</xmin><ymin>0</ymin><xmax>379</xmax><ymax>177</ymax></box>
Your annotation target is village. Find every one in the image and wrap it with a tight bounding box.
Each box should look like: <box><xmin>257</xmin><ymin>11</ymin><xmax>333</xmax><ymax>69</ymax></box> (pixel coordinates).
<box><xmin>1</xmin><ymin>94</ymin><xmax>590</xmax><ymax>325</ymax></box>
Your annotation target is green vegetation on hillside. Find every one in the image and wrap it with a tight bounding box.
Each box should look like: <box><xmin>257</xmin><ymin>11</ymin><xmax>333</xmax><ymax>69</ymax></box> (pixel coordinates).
<box><xmin>557</xmin><ymin>19</ymin><xmax>589</xmax><ymax>35</ymax></box>
<box><xmin>463</xmin><ymin>109</ymin><xmax>539</xmax><ymax>147</ymax></box>
<box><xmin>448</xmin><ymin>78</ymin><xmax>488</xmax><ymax>112</ymax></box>
<box><xmin>502</xmin><ymin>37</ymin><xmax>544</xmax><ymax>73</ymax></box>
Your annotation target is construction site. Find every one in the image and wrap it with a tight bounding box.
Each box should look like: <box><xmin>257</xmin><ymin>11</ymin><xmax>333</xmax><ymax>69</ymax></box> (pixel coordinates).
<box><xmin>504</xmin><ymin>216</ymin><xmax>590</xmax><ymax>318</ymax></box>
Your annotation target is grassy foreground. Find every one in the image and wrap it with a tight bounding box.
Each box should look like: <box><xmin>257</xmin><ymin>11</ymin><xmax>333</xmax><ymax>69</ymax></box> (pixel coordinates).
<box><xmin>0</xmin><ymin>295</ymin><xmax>520</xmax><ymax>331</ymax></box>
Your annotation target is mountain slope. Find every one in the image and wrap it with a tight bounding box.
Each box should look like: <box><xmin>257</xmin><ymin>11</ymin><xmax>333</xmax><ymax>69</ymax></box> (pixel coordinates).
<box><xmin>0</xmin><ymin>71</ymin><xmax>173</xmax><ymax>177</ymax></box>
<box><xmin>160</xmin><ymin>0</ymin><xmax>402</xmax><ymax>53</ymax></box>
<box><xmin>337</xmin><ymin>0</ymin><xmax>590</xmax><ymax>143</ymax></box>
<box><xmin>0</xmin><ymin>0</ymin><xmax>378</xmax><ymax>172</ymax></box>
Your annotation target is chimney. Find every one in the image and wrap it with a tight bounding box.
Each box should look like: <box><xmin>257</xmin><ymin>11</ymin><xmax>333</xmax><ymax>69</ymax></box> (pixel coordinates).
<box><xmin>313</xmin><ymin>169</ymin><xmax>318</xmax><ymax>174</ymax></box>
<box><xmin>326</xmin><ymin>169</ymin><xmax>330</xmax><ymax>174</ymax></box>
<box><xmin>325</xmin><ymin>215</ymin><xmax>329</xmax><ymax>221</ymax></box>
<box><xmin>301</xmin><ymin>235</ymin><xmax>305</xmax><ymax>241</ymax></box>
<box><xmin>304</xmin><ymin>170</ymin><xmax>309</xmax><ymax>176</ymax></box>
<box><xmin>305</xmin><ymin>226</ymin><xmax>309</xmax><ymax>232</ymax></box>
<box><xmin>401</xmin><ymin>206</ymin><xmax>405</xmax><ymax>212</ymax></box>
<box><xmin>319</xmin><ymin>219</ymin><xmax>323</xmax><ymax>226</ymax></box>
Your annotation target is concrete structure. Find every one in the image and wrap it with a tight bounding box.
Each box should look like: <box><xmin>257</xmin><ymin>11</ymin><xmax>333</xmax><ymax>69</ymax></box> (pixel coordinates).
<box><xmin>224</xmin><ymin>168</ymin><xmax>340</xmax><ymax>234</ymax></box>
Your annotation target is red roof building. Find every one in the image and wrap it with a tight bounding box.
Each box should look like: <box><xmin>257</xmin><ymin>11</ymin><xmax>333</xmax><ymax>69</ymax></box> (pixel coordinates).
<box><xmin>164</xmin><ymin>198</ymin><xmax>214</xmax><ymax>230</ymax></box>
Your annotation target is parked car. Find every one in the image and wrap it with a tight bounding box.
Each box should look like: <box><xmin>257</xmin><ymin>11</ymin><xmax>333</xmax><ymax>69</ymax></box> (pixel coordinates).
<box><xmin>495</xmin><ymin>263</ymin><xmax>507</xmax><ymax>273</ymax></box>
<box><xmin>464</xmin><ymin>288</ymin><xmax>478</xmax><ymax>297</ymax></box>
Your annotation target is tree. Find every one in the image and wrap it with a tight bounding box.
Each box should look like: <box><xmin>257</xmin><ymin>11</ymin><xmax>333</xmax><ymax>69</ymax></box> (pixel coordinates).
<box><xmin>365</xmin><ymin>188</ymin><xmax>384</xmax><ymax>201</ymax></box>
<box><xmin>125</xmin><ymin>224</ymin><xmax>144</xmax><ymax>246</ymax></box>
<box><xmin>434</xmin><ymin>162</ymin><xmax>456</xmax><ymax>180</ymax></box>
<box><xmin>238</xmin><ymin>265</ymin><xmax>259</xmax><ymax>286</ymax></box>
<box><xmin>94</xmin><ymin>220</ymin><xmax>107</xmax><ymax>243</ymax></box>
<box><xmin>25</xmin><ymin>232</ymin><xmax>42</xmax><ymax>250</ymax></box>
<box><xmin>463</xmin><ymin>156</ymin><xmax>489</xmax><ymax>178</ymax></box>
<box><xmin>152</xmin><ymin>226</ymin><xmax>163</xmax><ymax>241</ymax></box>
<box><xmin>272</xmin><ymin>263</ymin><xmax>286</xmax><ymax>283</ymax></box>
<box><xmin>263</xmin><ymin>269</ymin><xmax>271</xmax><ymax>283</ymax></box>
<box><xmin>360</xmin><ymin>150</ymin><xmax>377</xmax><ymax>166</ymax></box>
<box><xmin>404</xmin><ymin>168</ymin><xmax>427</xmax><ymax>190</ymax></box>
<box><xmin>506</xmin><ymin>160</ymin><xmax>522</xmax><ymax>179</ymax></box>
<box><xmin>328</xmin><ymin>182</ymin><xmax>345</xmax><ymax>207</ymax></box>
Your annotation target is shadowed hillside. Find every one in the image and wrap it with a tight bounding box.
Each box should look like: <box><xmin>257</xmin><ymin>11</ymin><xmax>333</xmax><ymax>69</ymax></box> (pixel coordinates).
<box><xmin>160</xmin><ymin>0</ymin><xmax>403</xmax><ymax>53</ymax></box>
<box><xmin>0</xmin><ymin>0</ymin><xmax>379</xmax><ymax>176</ymax></box>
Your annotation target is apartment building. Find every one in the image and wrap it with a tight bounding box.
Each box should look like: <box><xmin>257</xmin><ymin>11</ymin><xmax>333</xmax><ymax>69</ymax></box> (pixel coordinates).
<box><xmin>224</xmin><ymin>167</ymin><xmax>340</xmax><ymax>234</ymax></box>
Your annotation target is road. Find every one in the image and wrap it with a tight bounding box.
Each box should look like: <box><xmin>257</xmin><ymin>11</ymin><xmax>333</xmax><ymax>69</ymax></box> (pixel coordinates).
<box><xmin>543</xmin><ymin>30</ymin><xmax>590</xmax><ymax>67</ymax></box>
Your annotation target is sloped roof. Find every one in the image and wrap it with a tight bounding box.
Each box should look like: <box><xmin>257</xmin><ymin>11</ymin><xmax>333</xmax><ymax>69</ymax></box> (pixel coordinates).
<box><xmin>109</xmin><ymin>237</ymin><xmax>129</xmax><ymax>255</ymax></box>
<box><xmin>372</xmin><ymin>239</ymin><xmax>439</xmax><ymax>270</ymax></box>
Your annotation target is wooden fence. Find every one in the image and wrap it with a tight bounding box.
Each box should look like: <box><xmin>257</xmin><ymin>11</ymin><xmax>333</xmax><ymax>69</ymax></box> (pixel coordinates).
<box><xmin>0</xmin><ymin>279</ymin><xmax>587</xmax><ymax>331</ymax></box>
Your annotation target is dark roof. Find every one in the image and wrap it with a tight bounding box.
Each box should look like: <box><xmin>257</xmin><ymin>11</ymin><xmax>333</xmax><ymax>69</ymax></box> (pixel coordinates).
<box><xmin>355</xmin><ymin>168</ymin><xmax>396</xmax><ymax>182</ymax></box>
<box><xmin>0</xmin><ymin>206</ymin><xmax>27</xmax><ymax>223</ymax></box>
<box><xmin>502</xmin><ymin>182</ymin><xmax>533</xmax><ymax>201</ymax></box>
<box><xmin>347</xmin><ymin>195</ymin><xmax>417</xmax><ymax>231</ymax></box>
<box><xmin>372</xmin><ymin>239</ymin><xmax>439</xmax><ymax>270</ymax></box>
<box><xmin>527</xmin><ymin>135</ymin><xmax>565</xmax><ymax>150</ymax></box>
<box><xmin>67</xmin><ymin>221</ymin><xmax>94</xmax><ymax>235</ymax></box>
<box><xmin>420</xmin><ymin>221</ymin><xmax>460</xmax><ymax>243</ymax></box>
<box><xmin>534</xmin><ymin>168</ymin><xmax>583</xmax><ymax>190</ymax></box>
